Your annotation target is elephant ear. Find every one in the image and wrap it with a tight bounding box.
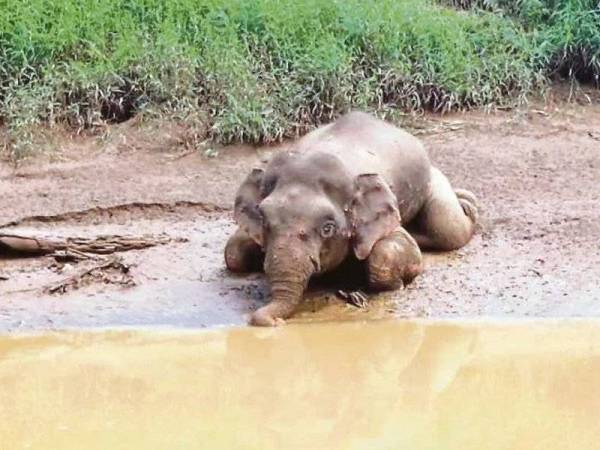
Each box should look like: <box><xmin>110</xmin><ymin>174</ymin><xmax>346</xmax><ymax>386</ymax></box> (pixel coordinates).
<box><xmin>349</xmin><ymin>173</ymin><xmax>401</xmax><ymax>260</ymax></box>
<box><xmin>234</xmin><ymin>168</ymin><xmax>265</xmax><ymax>246</ymax></box>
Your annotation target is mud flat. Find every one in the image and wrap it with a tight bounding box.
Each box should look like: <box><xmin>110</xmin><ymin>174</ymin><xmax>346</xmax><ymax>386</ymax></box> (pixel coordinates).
<box><xmin>1</xmin><ymin>320</ymin><xmax>600</xmax><ymax>449</ymax></box>
<box><xmin>1</xmin><ymin>103</ymin><xmax>600</xmax><ymax>330</ymax></box>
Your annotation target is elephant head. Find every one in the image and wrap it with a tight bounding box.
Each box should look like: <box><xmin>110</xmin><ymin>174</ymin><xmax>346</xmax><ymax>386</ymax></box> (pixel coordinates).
<box><xmin>234</xmin><ymin>151</ymin><xmax>401</xmax><ymax>326</ymax></box>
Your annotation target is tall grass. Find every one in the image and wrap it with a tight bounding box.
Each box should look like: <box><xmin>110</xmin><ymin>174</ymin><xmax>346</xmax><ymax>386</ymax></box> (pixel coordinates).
<box><xmin>0</xmin><ymin>0</ymin><xmax>542</xmax><ymax>158</ymax></box>
<box><xmin>441</xmin><ymin>0</ymin><xmax>600</xmax><ymax>83</ymax></box>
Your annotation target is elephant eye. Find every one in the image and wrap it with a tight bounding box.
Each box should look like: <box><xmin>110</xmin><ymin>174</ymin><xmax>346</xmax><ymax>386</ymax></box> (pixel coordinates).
<box><xmin>320</xmin><ymin>221</ymin><xmax>337</xmax><ymax>239</ymax></box>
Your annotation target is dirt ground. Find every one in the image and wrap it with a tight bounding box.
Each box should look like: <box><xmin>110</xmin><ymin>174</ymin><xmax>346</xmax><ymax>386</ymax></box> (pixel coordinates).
<box><xmin>1</xmin><ymin>99</ymin><xmax>599</xmax><ymax>331</ymax></box>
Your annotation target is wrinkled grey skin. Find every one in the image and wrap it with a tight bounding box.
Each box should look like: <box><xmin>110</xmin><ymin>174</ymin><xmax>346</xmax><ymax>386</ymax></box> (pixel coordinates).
<box><xmin>225</xmin><ymin>112</ymin><xmax>478</xmax><ymax>326</ymax></box>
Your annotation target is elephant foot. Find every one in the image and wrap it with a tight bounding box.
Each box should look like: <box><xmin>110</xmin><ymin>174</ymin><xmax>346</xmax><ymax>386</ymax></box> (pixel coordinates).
<box><xmin>366</xmin><ymin>227</ymin><xmax>423</xmax><ymax>291</ymax></box>
<box><xmin>454</xmin><ymin>188</ymin><xmax>478</xmax><ymax>205</ymax></box>
<box><xmin>454</xmin><ymin>188</ymin><xmax>479</xmax><ymax>224</ymax></box>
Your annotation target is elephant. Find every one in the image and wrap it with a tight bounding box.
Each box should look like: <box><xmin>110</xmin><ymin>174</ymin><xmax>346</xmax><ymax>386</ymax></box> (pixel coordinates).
<box><xmin>224</xmin><ymin>112</ymin><xmax>478</xmax><ymax>326</ymax></box>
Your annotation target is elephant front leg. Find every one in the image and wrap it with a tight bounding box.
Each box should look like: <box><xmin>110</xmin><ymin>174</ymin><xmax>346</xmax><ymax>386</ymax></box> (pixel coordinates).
<box><xmin>366</xmin><ymin>227</ymin><xmax>423</xmax><ymax>291</ymax></box>
<box><xmin>224</xmin><ymin>228</ymin><xmax>264</xmax><ymax>273</ymax></box>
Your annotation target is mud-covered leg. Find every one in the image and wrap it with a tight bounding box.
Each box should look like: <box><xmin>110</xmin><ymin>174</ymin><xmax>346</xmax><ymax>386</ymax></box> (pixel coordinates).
<box><xmin>367</xmin><ymin>227</ymin><xmax>424</xmax><ymax>291</ymax></box>
<box><xmin>411</xmin><ymin>167</ymin><xmax>479</xmax><ymax>251</ymax></box>
<box><xmin>224</xmin><ymin>228</ymin><xmax>264</xmax><ymax>273</ymax></box>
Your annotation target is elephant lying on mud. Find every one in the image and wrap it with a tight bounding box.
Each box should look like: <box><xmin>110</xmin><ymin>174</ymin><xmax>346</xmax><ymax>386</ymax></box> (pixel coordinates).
<box><xmin>225</xmin><ymin>112</ymin><xmax>478</xmax><ymax>326</ymax></box>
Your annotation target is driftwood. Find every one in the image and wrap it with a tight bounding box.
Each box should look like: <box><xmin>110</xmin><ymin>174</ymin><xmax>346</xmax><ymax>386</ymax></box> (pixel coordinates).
<box><xmin>0</xmin><ymin>234</ymin><xmax>56</xmax><ymax>255</ymax></box>
<box><xmin>45</xmin><ymin>256</ymin><xmax>134</xmax><ymax>294</ymax></box>
<box><xmin>1</xmin><ymin>232</ymin><xmax>184</xmax><ymax>295</ymax></box>
<box><xmin>0</xmin><ymin>233</ymin><xmax>178</xmax><ymax>259</ymax></box>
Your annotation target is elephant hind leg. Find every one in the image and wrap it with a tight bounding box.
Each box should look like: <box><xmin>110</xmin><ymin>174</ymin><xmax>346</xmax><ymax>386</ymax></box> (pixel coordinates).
<box><xmin>224</xmin><ymin>228</ymin><xmax>264</xmax><ymax>273</ymax></box>
<box><xmin>409</xmin><ymin>167</ymin><xmax>478</xmax><ymax>251</ymax></box>
<box><xmin>367</xmin><ymin>227</ymin><xmax>424</xmax><ymax>291</ymax></box>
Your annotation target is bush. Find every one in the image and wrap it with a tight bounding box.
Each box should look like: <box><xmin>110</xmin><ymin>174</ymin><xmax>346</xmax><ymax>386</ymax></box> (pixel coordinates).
<box><xmin>0</xmin><ymin>0</ymin><xmax>542</xmax><ymax>158</ymax></box>
<box><xmin>440</xmin><ymin>0</ymin><xmax>600</xmax><ymax>83</ymax></box>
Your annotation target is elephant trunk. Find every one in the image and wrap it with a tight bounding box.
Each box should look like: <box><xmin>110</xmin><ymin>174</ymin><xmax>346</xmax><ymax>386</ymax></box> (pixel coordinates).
<box><xmin>249</xmin><ymin>240</ymin><xmax>316</xmax><ymax>326</ymax></box>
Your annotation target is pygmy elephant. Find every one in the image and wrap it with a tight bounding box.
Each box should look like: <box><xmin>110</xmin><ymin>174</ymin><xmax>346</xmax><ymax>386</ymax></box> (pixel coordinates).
<box><xmin>225</xmin><ymin>112</ymin><xmax>478</xmax><ymax>326</ymax></box>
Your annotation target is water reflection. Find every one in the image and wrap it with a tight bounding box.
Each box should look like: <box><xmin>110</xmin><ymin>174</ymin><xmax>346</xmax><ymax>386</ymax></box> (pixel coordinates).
<box><xmin>1</xmin><ymin>320</ymin><xmax>600</xmax><ymax>449</ymax></box>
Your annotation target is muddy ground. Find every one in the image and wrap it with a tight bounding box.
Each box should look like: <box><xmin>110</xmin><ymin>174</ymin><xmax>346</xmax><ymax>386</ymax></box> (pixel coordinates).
<box><xmin>1</xmin><ymin>100</ymin><xmax>599</xmax><ymax>331</ymax></box>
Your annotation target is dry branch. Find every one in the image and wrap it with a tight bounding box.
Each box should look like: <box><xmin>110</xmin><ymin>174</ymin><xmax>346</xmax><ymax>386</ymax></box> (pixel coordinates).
<box><xmin>0</xmin><ymin>233</ymin><xmax>180</xmax><ymax>259</ymax></box>
<box><xmin>1</xmin><ymin>232</ymin><xmax>184</xmax><ymax>295</ymax></box>
<box><xmin>45</xmin><ymin>256</ymin><xmax>134</xmax><ymax>294</ymax></box>
<box><xmin>337</xmin><ymin>289</ymin><xmax>369</xmax><ymax>308</ymax></box>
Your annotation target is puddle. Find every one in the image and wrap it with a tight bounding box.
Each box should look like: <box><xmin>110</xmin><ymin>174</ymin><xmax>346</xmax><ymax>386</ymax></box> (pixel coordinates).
<box><xmin>2</xmin><ymin>319</ymin><xmax>600</xmax><ymax>449</ymax></box>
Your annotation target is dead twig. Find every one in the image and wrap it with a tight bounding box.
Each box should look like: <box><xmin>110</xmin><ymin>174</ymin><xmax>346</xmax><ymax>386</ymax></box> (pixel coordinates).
<box><xmin>337</xmin><ymin>289</ymin><xmax>369</xmax><ymax>308</ymax></box>
<box><xmin>412</xmin><ymin>121</ymin><xmax>465</xmax><ymax>136</ymax></box>
<box><xmin>51</xmin><ymin>248</ymin><xmax>95</xmax><ymax>262</ymax></box>
<box><xmin>165</xmin><ymin>148</ymin><xmax>198</xmax><ymax>161</ymax></box>
<box><xmin>588</xmin><ymin>131</ymin><xmax>600</xmax><ymax>141</ymax></box>
<box><xmin>531</xmin><ymin>109</ymin><xmax>550</xmax><ymax>117</ymax></box>
<box><xmin>45</xmin><ymin>256</ymin><xmax>134</xmax><ymax>295</ymax></box>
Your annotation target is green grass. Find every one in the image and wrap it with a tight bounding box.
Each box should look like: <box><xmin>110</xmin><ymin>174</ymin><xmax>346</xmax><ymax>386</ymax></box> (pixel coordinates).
<box><xmin>0</xmin><ymin>0</ymin><xmax>548</xmax><ymax>159</ymax></box>
<box><xmin>441</xmin><ymin>0</ymin><xmax>600</xmax><ymax>83</ymax></box>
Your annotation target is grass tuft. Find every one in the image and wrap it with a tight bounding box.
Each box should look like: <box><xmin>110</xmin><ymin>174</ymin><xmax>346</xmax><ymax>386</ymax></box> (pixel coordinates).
<box><xmin>0</xmin><ymin>0</ymin><xmax>559</xmax><ymax>158</ymax></box>
<box><xmin>440</xmin><ymin>0</ymin><xmax>600</xmax><ymax>84</ymax></box>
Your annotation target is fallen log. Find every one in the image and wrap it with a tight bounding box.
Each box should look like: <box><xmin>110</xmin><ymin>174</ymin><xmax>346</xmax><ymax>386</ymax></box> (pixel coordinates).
<box><xmin>0</xmin><ymin>234</ymin><xmax>57</xmax><ymax>255</ymax></box>
<box><xmin>0</xmin><ymin>233</ymin><xmax>181</xmax><ymax>258</ymax></box>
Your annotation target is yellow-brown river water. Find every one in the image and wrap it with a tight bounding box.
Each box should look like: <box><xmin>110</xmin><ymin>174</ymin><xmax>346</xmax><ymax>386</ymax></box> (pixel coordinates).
<box><xmin>1</xmin><ymin>320</ymin><xmax>600</xmax><ymax>449</ymax></box>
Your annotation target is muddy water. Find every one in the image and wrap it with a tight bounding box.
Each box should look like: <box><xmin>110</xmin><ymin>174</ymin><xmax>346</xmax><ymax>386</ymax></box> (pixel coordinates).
<box><xmin>2</xmin><ymin>320</ymin><xmax>600</xmax><ymax>450</ymax></box>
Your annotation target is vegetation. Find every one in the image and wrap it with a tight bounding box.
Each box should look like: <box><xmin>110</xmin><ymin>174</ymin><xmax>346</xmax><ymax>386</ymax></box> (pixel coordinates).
<box><xmin>0</xmin><ymin>0</ymin><xmax>598</xmax><ymax>159</ymax></box>
<box><xmin>442</xmin><ymin>0</ymin><xmax>600</xmax><ymax>82</ymax></box>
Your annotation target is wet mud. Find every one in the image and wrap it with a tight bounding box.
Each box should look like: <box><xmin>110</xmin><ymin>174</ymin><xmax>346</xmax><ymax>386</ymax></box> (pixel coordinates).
<box><xmin>2</xmin><ymin>320</ymin><xmax>600</xmax><ymax>449</ymax></box>
<box><xmin>1</xmin><ymin>103</ymin><xmax>600</xmax><ymax>330</ymax></box>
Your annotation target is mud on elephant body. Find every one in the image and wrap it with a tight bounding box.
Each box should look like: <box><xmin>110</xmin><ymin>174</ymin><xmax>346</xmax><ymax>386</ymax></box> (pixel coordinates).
<box><xmin>225</xmin><ymin>112</ymin><xmax>479</xmax><ymax>326</ymax></box>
